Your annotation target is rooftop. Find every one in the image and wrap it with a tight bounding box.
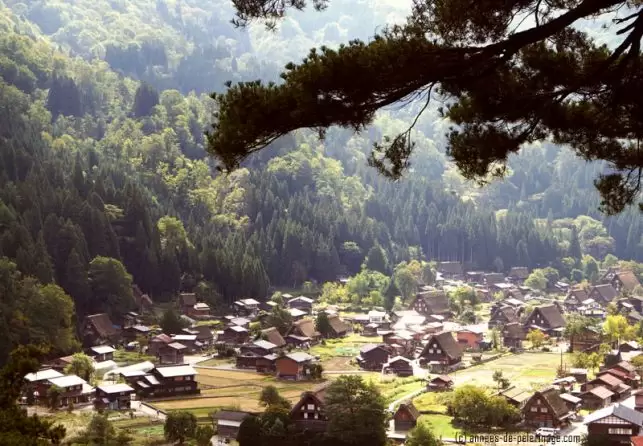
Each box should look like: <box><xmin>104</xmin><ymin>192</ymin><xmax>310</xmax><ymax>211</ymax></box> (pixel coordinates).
<box><xmin>98</xmin><ymin>383</ymin><xmax>134</xmax><ymax>394</ymax></box>
<box><xmin>90</xmin><ymin>345</ymin><xmax>116</xmax><ymax>355</ymax></box>
<box><xmin>48</xmin><ymin>375</ymin><xmax>87</xmax><ymax>388</ymax></box>
<box><xmin>155</xmin><ymin>365</ymin><xmax>197</xmax><ymax>378</ymax></box>
<box><xmin>25</xmin><ymin>369</ymin><xmax>63</xmax><ymax>382</ymax></box>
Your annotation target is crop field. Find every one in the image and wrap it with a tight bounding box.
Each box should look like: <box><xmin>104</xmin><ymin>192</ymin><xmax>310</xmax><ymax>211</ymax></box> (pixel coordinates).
<box><xmin>154</xmin><ymin>368</ymin><xmax>325</xmax><ymax>414</ymax></box>
<box><xmin>446</xmin><ymin>352</ymin><xmax>571</xmax><ymax>390</ymax></box>
<box><xmin>310</xmin><ymin>333</ymin><xmax>379</xmax><ymax>370</ymax></box>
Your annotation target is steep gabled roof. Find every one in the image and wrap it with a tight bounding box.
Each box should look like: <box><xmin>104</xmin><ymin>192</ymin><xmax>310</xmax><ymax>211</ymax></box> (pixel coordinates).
<box><xmin>394</xmin><ymin>402</ymin><xmax>420</xmax><ymax>421</ymax></box>
<box><xmin>327</xmin><ymin>315</ymin><xmax>350</xmax><ymax>335</ymax></box>
<box><xmin>614</xmin><ymin>361</ymin><xmax>637</xmax><ymax>373</ymax></box>
<box><xmin>509</xmin><ymin>267</ymin><xmax>530</xmax><ymax>279</ymax></box>
<box><xmin>437</xmin><ymin>261</ymin><xmax>464</xmax><ymax>275</ymax></box>
<box><xmin>616</xmin><ymin>271</ymin><xmax>641</xmax><ymax>292</ymax></box>
<box><xmin>260</xmin><ymin>327</ymin><xmax>286</xmax><ymax>347</ymax></box>
<box><xmin>527</xmin><ymin>304</ymin><xmax>565</xmax><ymax>329</ymax></box>
<box><xmin>565</xmin><ymin>287</ymin><xmax>589</xmax><ymax>302</ymax></box>
<box><xmin>591</xmin><ymin>284</ymin><xmax>618</xmax><ymax>302</ymax></box>
<box><xmin>213</xmin><ymin>410</ymin><xmax>252</xmax><ymax>422</ymax></box>
<box><xmin>531</xmin><ymin>387</ymin><xmax>572</xmax><ymax>419</ymax></box>
<box><xmin>503</xmin><ymin>322</ymin><xmax>526</xmax><ymax>340</ymax></box>
<box><xmin>594</xmin><ymin>373</ymin><xmax>624</xmax><ymax>388</ymax></box>
<box><xmin>85</xmin><ymin>313</ymin><xmax>119</xmax><ymax>338</ymax></box>
<box><xmin>422</xmin><ymin>332</ymin><xmax>462</xmax><ymax>360</ymax></box>
<box><xmin>411</xmin><ymin>290</ymin><xmax>450</xmax><ymax>314</ymax></box>
<box><xmin>289</xmin><ymin>318</ymin><xmax>319</xmax><ymax>338</ymax></box>
<box><xmin>490</xmin><ymin>306</ymin><xmax>518</xmax><ymax>324</ymax></box>
<box><xmin>485</xmin><ymin>273</ymin><xmax>506</xmax><ymax>284</ymax></box>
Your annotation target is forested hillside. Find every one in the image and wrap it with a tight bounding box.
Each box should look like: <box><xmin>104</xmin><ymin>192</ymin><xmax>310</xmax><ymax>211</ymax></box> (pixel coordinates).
<box><xmin>0</xmin><ymin>0</ymin><xmax>640</xmax><ymax>362</ymax></box>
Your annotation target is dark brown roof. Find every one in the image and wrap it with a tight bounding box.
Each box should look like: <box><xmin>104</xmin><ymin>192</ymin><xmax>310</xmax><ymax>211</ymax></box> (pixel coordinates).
<box><xmin>530</xmin><ymin>304</ymin><xmax>565</xmax><ymax>329</ymax></box>
<box><xmin>413</xmin><ymin>291</ymin><xmax>450</xmax><ymax>314</ymax></box>
<box><xmin>616</xmin><ymin>271</ymin><xmax>641</xmax><ymax>292</ymax></box>
<box><xmin>594</xmin><ymin>373</ymin><xmax>625</xmax><ymax>388</ymax></box>
<box><xmin>395</xmin><ymin>402</ymin><xmax>420</xmax><ymax>421</ymax></box>
<box><xmin>179</xmin><ymin>293</ymin><xmax>197</xmax><ymax>306</ymax></box>
<box><xmin>485</xmin><ymin>273</ymin><xmax>506</xmax><ymax>284</ymax></box>
<box><xmin>566</xmin><ymin>287</ymin><xmax>589</xmax><ymax>302</ymax></box>
<box><xmin>85</xmin><ymin>313</ymin><xmax>119</xmax><ymax>338</ymax></box>
<box><xmin>431</xmin><ymin>375</ymin><xmax>453</xmax><ymax>384</ymax></box>
<box><xmin>290</xmin><ymin>381</ymin><xmax>333</xmax><ymax>416</ymax></box>
<box><xmin>615</xmin><ymin>361</ymin><xmax>637</xmax><ymax>373</ymax></box>
<box><xmin>290</xmin><ymin>319</ymin><xmax>320</xmax><ymax>338</ymax></box>
<box><xmin>535</xmin><ymin>387</ymin><xmax>572</xmax><ymax>419</ymax></box>
<box><xmin>490</xmin><ymin>306</ymin><xmax>518</xmax><ymax>324</ymax></box>
<box><xmin>193</xmin><ymin>325</ymin><xmax>214</xmax><ymax>341</ymax></box>
<box><xmin>422</xmin><ymin>332</ymin><xmax>462</xmax><ymax>360</ymax></box>
<box><xmin>585</xmin><ymin>386</ymin><xmax>614</xmax><ymax>400</ymax></box>
<box><xmin>591</xmin><ymin>284</ymin><xmax>618</xmax><ymax>302</ymax></box>
<box><xmin>260</xmin><ymin>327</ymin><xmax>286</xmax><ymax>347</ymax></box>
<box><xmin>213</xmin><ymin>410</ymin><xmax>252</xmax><ymax>422</ymax></box>
<box><xmin>509</xmin><ymin>267</ymin><xmax>530</xmax><ymax>279</ymax></box>
<box><xmin>503</xmin><ymin>322</ymin><xmax>526</xmax><ymax>340</ymax></box>
<box><xmin>327</xmin><ymin>315</ymin><xmax>350</xmax><ymax>335</ymax></box>
<box><xmin>437</xmin><ymin>262</ymin><xmax>464</xmax><ymax>275</ymax></box>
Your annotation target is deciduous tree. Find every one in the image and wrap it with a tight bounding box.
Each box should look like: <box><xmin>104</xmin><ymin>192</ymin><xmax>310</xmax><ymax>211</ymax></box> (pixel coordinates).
<box><xmin>164</xmin><ymin>411</ymin><xmax>197</xmax><ymax>445</ymax></box>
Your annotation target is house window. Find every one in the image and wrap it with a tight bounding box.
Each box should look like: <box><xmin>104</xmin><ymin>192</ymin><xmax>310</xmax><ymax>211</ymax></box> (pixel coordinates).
<box><xmin>540</xmin><ymin>408</ymin><xmax>547</xmax><ymax>413</ymax></box>
<box><xmin>314</xmin><ymin>413</ymin><xmax>319</xmax><ymax>419</ymax></box>
<box><xmin>437</xmin><ymin>348</ymin><xmax>442</xmax><ymax>354</ymax></box>
<box><xmin>307</xmin><ymin>404</ymin><xmax>315</xmax><ymax>410</ymax></box>
<box><xmin>530</xmin><ymin>407</ymin><xmax>538</xmax><ymax>412</ymax></box>
<box><xmin>608</xmin><ymin>428</ymin><xmax>632</xmax><ymax>435</ymax></box>
<box><xmin>429</xmin><ymin>349</ymin><xmax>434</xmax><ymax>354</ymax></box>
<box><xmin>304</xmin><ymin>413</ymin><xmax>308</xmax><ymax>419</ymax></box>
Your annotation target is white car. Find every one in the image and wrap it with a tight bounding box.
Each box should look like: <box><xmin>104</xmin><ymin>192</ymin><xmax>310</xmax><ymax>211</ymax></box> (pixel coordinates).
<box><xmin>535</xmin><ymin>427</ymin><xmax>560</xmax><ymax>437</ymax></box>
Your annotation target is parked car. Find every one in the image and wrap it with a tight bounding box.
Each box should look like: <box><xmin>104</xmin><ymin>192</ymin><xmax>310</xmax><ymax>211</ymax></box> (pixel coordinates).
<box><xmin>534</xmin><ymin>427</ymin><xmax>560</xmax><ymax>438</ymax></box>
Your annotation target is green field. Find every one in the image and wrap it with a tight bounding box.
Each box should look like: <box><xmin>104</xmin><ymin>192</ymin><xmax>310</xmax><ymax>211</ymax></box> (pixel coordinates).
<box><xmin>445</xmin><ymin>352</ymin><xmax>571</xmax><ymax>389</ymax></box>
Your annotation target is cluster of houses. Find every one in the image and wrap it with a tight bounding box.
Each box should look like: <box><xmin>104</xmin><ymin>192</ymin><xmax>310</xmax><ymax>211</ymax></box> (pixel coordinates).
<box><xmin>25</xmin><ymin>344</ymin><xmax>199</xmax><ymax>410</ymax></box>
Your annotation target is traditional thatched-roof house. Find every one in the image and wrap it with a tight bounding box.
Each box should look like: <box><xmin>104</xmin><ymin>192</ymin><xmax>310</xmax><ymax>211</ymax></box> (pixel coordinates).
<box><xmin>523</xmin><ymin>304</ymin><xmax>565</xmax><ymax>336</ymax></box>
<box><xmin>81</xmin><ymin>314</ymin><xmax>120</xmax><ymax>346</ymax></box>
<box><xmin>260</xmin><ymin>327</ymin><xmax>286</xmax><ymax>347</ymax></box>
<box><xmin>522</xmin><ymin>387</ymin><xmax>575</xmax><ymax>428</ymax></box>
<box><xmin>419</xmin><ymin>332</ymin><xmax>462</xmax><ymax>372</ymax></box>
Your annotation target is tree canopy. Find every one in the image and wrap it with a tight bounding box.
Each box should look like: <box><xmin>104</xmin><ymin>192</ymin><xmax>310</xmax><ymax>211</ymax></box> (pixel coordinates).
<box><xmin>209</xmin><ymin>0</ymin><xmax>643</xmax><ymax>215</ymax></box>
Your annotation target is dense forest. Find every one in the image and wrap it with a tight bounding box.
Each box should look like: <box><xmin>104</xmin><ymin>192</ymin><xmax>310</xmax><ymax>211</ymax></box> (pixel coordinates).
<box><xmin>0</xmin><ymin>0</ymin><xmax>640</xmax><ymax>361</ymax></box>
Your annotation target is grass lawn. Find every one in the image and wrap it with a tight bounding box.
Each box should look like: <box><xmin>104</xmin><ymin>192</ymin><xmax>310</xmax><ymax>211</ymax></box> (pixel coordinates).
<box><xmin>113</xmin><ymin>349</ymin><xmax>155</xmax><ymax>365</ymax></box>
<box><xmin>447</xmin><ymin>352</ymin><xmax>571</xmax><ymax>390</ymax></box>
<box><xmin>197</xmin><ymin>357</ymin><xmax>234</xmax><ymax>367</ymax></box>
<box><xmin>419</xmin><ymin>414</ymin><xmax>459</xmax><ymax>438</ymax></box>
<box><xmin>112</xmin><ymin>417</ymin><xmax>165</xmax><ymax>445</ymax></box>
<box><xmin>365</xmin><ymin>376</ymin><xmax>426</xmax><ymax>404</ymax></box>
<box><xmin>412</xmin><ymin>392</ymin><xmax>449</xmax><ymax>413</ymax></box>
<box><xmin>310</xmin><ymin>333</ymin><xmax>380</xmax><ymax>369</ymax></box>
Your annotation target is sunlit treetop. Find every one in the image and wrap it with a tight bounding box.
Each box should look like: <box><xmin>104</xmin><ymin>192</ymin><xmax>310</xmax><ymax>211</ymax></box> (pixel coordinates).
<box><xmin>208</xmin><ymin>0</ymin><xmax>643</xmax><ymax>215</ymax></box>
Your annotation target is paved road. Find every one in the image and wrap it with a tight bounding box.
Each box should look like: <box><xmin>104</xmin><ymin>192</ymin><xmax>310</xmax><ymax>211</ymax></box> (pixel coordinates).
<box><xmin>131</xmin><ymin>400</ymin><xmax>166</xmax><ymax>421</ymax></box>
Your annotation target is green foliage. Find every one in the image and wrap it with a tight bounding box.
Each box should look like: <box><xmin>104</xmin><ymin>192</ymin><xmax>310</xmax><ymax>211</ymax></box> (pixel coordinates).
<box><xmin>258</xmin><ymin>385</ymin><xmax>292</xmax><ymax>413</ymax></box>
<box><xmin>316</xmin><ymin>312</ymin><xmax>332</xmax><ymax>338</ymax></box>
<box><xmin>164</xmin><ymin>411</ymin><xmax>197</xmax><ymax>445</ymax></box>
<box><xmin>405</xmin><ymin>422</ymin><xmax>443</xmax><ymax>446</ymax></box>
<box><xmin>524</xmin><ymin>270</ymin><xmax>548</xmax><ymax>291</ymax></box>
<box><xmin>0</xmin><ymin>345</ymin><xmax>66</xmax><ymax>444</ymax></box>
<box><xmin>160</xmin><ymin>308</ymin><xmax>187</xmax><ymax>335</ymax></box>
<box><xmin>603</xmin><ymin>315</ymin><xmax>636</xmax><ymax>344</ymax></box>
<box><xmin>195</xmin><ymin>425</ymin><xmax>214</xmax><ymax>446</ymax></box>
<box><xmin>213</xmin><ymin>0</ymin><xmax>643</xmax><ymax>215</ymax></box>
<box><xmin>69</xmin><ymin>413</ymin><xmax>133</xmax><ymax>445</ymax></box>
<box><xmin>526</xmin><ymin>330</ymin><xmax>546</xmax><ymax>349</ymax></box>
<box><xmin>324</xmin><ymin>375</ymin><xmax>388</xmax><ymax>446</ymax></box>
<box><xmin>64</xmin><ymin>353</ymin><xmax>95</xmax><ymax>383</ymax></box>
<box><xmin>446</xmin><ymin>385</ymin><xmax>520</xmax><ymax>427</ymax></box>
<box><xmin>364</xmin><ymin>245</ymin><xmax>389</xmax><ymax>275</ymax></box>
<box><xmin>0</xmin><ymin>258</ymin><xmax>78</xmax><ymax>364</ymax></box>
<box><xmin>267</xmin><ymin>305</ymin><xmax>293</xmax><ymax>336</ymax></box>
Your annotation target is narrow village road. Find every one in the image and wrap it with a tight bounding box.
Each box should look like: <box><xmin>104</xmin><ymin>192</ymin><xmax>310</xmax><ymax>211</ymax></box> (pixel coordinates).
<box><xmin>131</xmin><ymin>400</ymin><xmax>166</xmax><ymax>421</ymax></box>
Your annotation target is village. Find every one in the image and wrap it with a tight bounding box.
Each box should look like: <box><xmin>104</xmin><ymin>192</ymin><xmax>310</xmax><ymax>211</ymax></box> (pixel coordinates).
<box><xmin>18</xmin><ymin>263</ymin><xmax>643</xmax><ymax>445</ymax></box>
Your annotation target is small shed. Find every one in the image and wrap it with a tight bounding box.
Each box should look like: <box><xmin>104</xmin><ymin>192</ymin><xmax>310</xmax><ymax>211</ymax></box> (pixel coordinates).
<box><xmin>427</xmin><ymin>375</ymin><xmax>453</xmax><ymax>391</ymax></box>
<box><xmin>392</xmin><ymin>402</ymin><xmax>420</xmax><ymax>432</ymax></box>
